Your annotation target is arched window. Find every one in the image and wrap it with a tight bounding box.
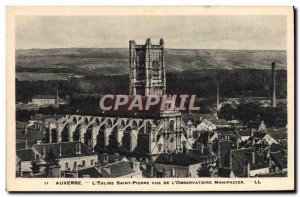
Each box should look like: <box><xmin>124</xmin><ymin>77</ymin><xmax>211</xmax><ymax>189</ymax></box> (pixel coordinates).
<box><xmin>146</xmin><ymin>122</ymin><xmax>151</xmax><ymax>133</ymax></box>
<box><xmin>170</xmin><ymin>138</ymin><xmax>174</xmax><ymax>143</ymax></box>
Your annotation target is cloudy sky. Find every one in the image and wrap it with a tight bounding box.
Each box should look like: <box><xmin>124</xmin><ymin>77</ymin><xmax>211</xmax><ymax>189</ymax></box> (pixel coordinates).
<box><xmin>16</xmin><ymin>15</ymin><xmax>286</xmax><ymax>50</ymax></box>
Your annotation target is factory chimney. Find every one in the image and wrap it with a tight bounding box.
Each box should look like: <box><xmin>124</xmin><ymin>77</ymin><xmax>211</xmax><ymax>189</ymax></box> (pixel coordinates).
<box><xmin>216</xmin><ymin>81</ymin><xmax>220</xmax><ymax>112</ymax></box>
<box><xmin>271</xmin><ymin>61</ymin><xmax>276</xmax><ymax>108</ymax></box>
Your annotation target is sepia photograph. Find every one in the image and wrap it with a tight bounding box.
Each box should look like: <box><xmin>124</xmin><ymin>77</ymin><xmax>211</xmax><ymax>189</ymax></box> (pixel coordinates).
<box><xmin>6</xmin><ymin>6</ymin><xmax>294</xmax><ymax>191</ymax></box>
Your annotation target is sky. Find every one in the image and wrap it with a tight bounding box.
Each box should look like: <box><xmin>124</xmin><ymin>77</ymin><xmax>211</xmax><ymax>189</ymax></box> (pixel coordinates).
<box><xmin>16</xmin><ymin>15</ymin><xmax>287</xmax><ymax>50</ymax></box>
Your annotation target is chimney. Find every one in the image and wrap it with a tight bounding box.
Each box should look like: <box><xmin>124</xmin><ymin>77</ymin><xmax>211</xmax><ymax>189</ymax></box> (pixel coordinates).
<box><xmin>48</xmin><ymin>165</ymin><xmax>61</xmax><ymax>178</ymax></box>
<box><xmin>77</xmin><ymin>164</ymin><xmax>83</xmax><ymax>171</ymax></box>
<box><xmin>271</xmin><ymin>61</ymin><xmax>276</xmax><ymax>108</ymax></box>
<box><xmin>252</xmin><ymin>151</ymin><xmax>255</xmax><ymax>164</ymax></box>
<box><xmin>59</xmin><ymin>145</ymin><xmax>62</xmax><ymax>157</ymax></box>
<box><xmin>94</xmin><ymin>161</ymin><xmax>102</xmax><ymax>173</ymax></box>
<box><xmin>133</xmin><ymin>161</ymin><xmax>140</xmax><ymax>172</ymax></box>
<box><xmin>78</xmin><ymin>143</ymin><xmax>81</xmax><ymax>155</ymax></box>
<box><xmin>103</xmin><ymin>165</ymin><xmax>111</xmax><ymax>174</ymax></box>
<box><xmin>245</xmin><ymin>162</ymin><xmax>250</xmax><ymax>177</ymax></box>
<box><xmin>149</xmin><ymin>164</ymin><xmax>154</xmax><ymax>177</ymax></box>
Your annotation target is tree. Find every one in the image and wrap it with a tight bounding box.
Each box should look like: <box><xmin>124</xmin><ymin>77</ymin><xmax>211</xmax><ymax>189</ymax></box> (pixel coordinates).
<box><xmin>197</xmin><ymin>163</ymin><xmax>210</xmax><ymax>177</ymax></box>
<box><xmin>43</xmin><ymin>148</ymin><xmax>60</xmax><ymax>177</ymax></box>
<box><xmin>30</xmin><ymin>160</ymin><xmax>41</xmax><ymax>174</ymax></box>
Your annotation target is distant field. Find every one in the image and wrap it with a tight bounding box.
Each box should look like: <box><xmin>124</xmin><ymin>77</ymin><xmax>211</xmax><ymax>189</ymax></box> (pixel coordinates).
<box><xmin>16</xmin><ymin>48</ymin><xmax>286</xmax><ymax>80</ymax></box>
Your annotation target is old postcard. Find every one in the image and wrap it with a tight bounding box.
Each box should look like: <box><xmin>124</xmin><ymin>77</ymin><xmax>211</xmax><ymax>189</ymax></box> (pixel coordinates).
<box><xmin>6</xmin><ymin>6</ymin><xmax>294</xmax><ymax>192</ymax></box>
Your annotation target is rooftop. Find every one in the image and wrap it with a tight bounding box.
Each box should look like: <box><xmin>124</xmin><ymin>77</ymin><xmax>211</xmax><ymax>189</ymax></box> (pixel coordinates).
<box><xmin>33</xmin><ymin>142</ymin><xmax>96</xmax><ymax>159</ymax></box>
<box><xmin>16</xmin><ymin>148</ymin><xmax>36</xmax><ymax>161</ymax></box>
<box><xmin>32</xmin><ymin>95</ymin><xmax>56</xmax><ymax>99</ymax></box>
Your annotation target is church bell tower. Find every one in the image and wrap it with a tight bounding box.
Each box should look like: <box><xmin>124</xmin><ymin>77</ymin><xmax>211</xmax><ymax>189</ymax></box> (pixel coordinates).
<box><xmin>129</xmin><ymin>38</ymin><xmax>166</xmax><ymax>96</ymax></box>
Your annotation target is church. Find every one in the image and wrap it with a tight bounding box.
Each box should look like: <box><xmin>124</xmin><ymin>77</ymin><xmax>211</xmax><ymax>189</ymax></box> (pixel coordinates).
<box><xmin>39</xmin><ymin>39</ymin><xmax>197</xmax><ymax>159</ymax></box>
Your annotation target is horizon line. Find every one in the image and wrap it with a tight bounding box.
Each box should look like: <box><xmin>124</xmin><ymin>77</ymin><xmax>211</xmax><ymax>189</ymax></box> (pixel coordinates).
<box><xmin>15</xmin><ymin>47</ymin><xmax>287</xmax><ymax>51</ymax></box>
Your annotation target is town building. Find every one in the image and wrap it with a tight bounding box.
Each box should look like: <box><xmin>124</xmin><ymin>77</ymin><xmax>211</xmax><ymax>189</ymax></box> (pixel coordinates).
<box><xmin>30</xmin><ymin>95</ymin><xmax>56</xmax><ymax>106</ymax></box>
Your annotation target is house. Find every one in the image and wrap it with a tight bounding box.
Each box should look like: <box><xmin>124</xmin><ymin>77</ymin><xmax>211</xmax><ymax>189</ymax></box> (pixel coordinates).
<box><xmin>16</xmin><ymin>149</ymin><xmax>36</xmax><ymax>177</ymax></box>
<box><xmin>237</xmin><ymin>130</ymin><xmax>253</xmax><ymax>141</ymax></box>
<box><xmin>16</xmin><ymin>142</ymin><xmax>98</xmax><ymax>177</ymax></box>
<box><xmin>197</xmin><ymin>119</ymin><xmax>216</xmax><ymax>131</ymax></box>
<box><xmin>247</xmin><ymin>120</ymin><xmax>267</xmax><ymax>131</ymax></box>
<box><xmin>193</xmin><ymin>131</ymin><xmax>218</xmax><ymax>148</ymax></box>
<box><xmin>269</xmin><ymin>151</ymin><xmax>287</xmax><ymax>172</ymax></box>
<box><xmin>98</xmin><ymin>153</ymin><xmax>129</xmax><ymax>164</ymax></box>
<box><xmin>230</xmin><ymin>147</ymin><xmax>269</xmax><ymax>177</ymax></box>
<box><xmin>31</xmin><ymin>95</ymin><xmax>56</xmax><ymax>106</ymax></box>
<box><xmin>154</xmin><ymin>152</ymin><xmax>216</xmax><ymax>178</ymax></box>
<box><xmin>268</xmin><ymin>132</ymin><xmax>287</xmax><ymax>146</ymax></box>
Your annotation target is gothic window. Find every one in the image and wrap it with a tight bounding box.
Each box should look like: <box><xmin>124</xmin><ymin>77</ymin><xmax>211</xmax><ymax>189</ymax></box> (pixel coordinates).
<box><xmin>169</xmin><ymin>120</ymin><xmax>175</xmax><ymax>131</ymax></box>
<box><xmin>152</xmin><ymin>61</ymin><xmax>160</xmax><ymax>80</ymax></box>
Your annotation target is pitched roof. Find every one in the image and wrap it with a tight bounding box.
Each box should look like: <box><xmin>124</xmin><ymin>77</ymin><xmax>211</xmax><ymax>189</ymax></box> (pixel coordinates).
<box><xmin>66</xmin><ymin>94</ymin><xmax>161</xmax><ymax>119</ymax></box>
<box><xmin>212</xmin><ymin>140</ymin><xmax>232</xmax><ymax>167</ymax></box>
<box><xmin>155</xmin><ymin>153</ymin><xmax>212</xmax><ymax>166</ymax></box>
<box><xmin>269</xmin><ymin>132</ymin><xmax>287</xmax><ymax>140</ymax></box>
<box><xmin>199</xmin><ymin>114</ymin><xmax>215</xmax><ymax>120</ymax></box>
<box><xmin>270</xmin><ymin>152</ymin><xmax>287</xmax><ymax>169</ymax></box>
<box><xmin>101</xmin><ymin>161</ymin><xmax>136</xmax><ymax>178</ymax></box>
<box><xmin>210</xmin><ymin>119</ymin><xmax>228</xmax><ymax>126</ymax></box>
<box><xmin>32</xmin><ymin>95</ymin><xmax>55</xmax><ymax>99</ymax></box>
<box><xmin>16</xmin><ymin>149</ymin><xmax>36</xmax><ymax>161</ymax></box>
<box><xmin>33</xmin><ymin>142</ymin><xmax>96</xmax><ymax>159</ymax></box>
<box><xmin>78</xmin><ymin>167</ymin><xmax>103</xmax><ymax>178</ymax></box>
<box><xmin>202</xmin><ymin>119</ymin><xmax>214</xmax><ymax>127</ymax></box>
<box><xmin>231</xmin><ymin>148</ymin><xmax>269</xmax><ymax>176</ymax></box>
<box><xmin>253</xmin><ymin>132</ymin><xmax>268</xmax><ymax>139</ymax></box>
<box><xmin>194</xmin><ymin>131</ymin><xmax>216</xmax><ymax>144</ymax></box>
<box><xmin>98</xmin><ymin>153</ymin><xmax>127</xmax><ymax>164</ymax></box>
<box><xmin>270</xmin><ymin>144</ymin><xmax>285</xmax><ymax>152</ymax></box>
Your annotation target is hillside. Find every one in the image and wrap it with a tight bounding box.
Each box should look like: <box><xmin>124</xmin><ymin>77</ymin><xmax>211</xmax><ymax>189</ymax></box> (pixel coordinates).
<box><xmin>16</xmin><ymin>48</ymin><xmax>286</xmax><ymax>80</ymax></box>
